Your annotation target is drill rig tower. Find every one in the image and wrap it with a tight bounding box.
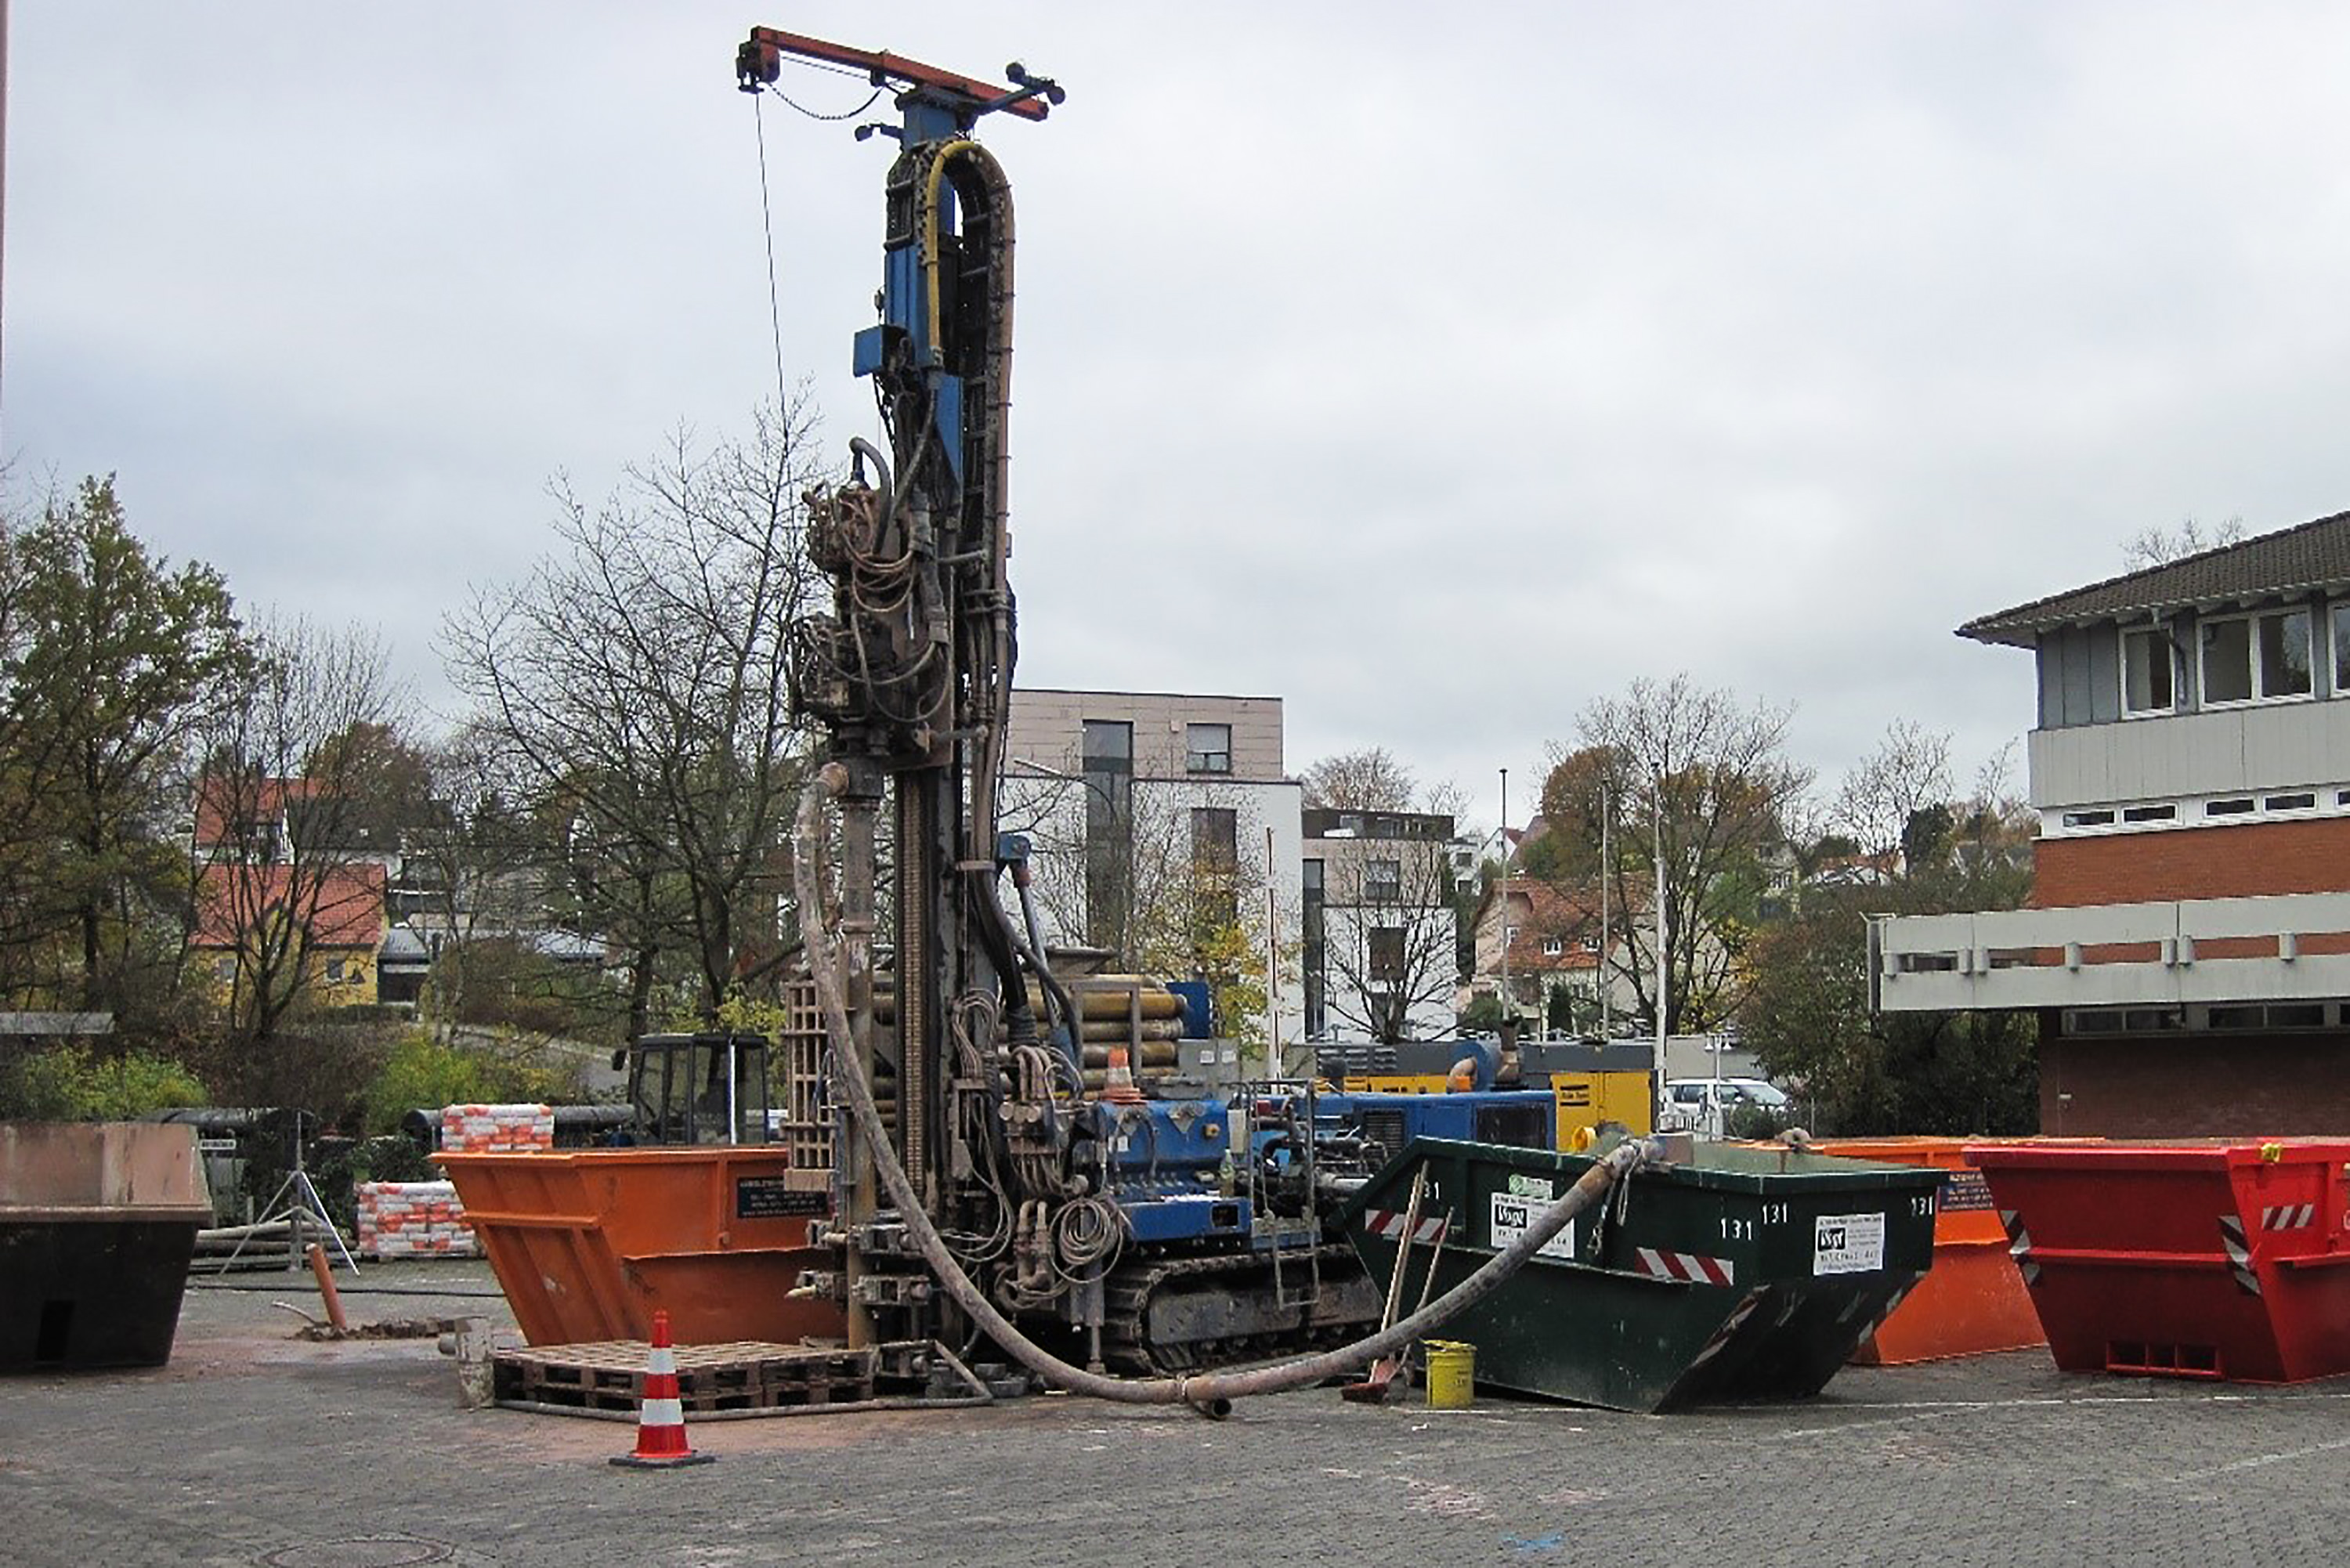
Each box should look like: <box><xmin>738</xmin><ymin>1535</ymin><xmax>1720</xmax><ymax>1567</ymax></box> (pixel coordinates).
<box><xmin>740</xmin><ymin>31</ymin><xmax>1074</xmax><ymax>1357</ymax></box>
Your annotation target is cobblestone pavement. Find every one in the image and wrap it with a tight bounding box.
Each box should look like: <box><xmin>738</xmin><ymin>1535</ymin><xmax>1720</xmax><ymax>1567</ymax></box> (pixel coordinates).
<box><xmin>5</xmin><ymin>1260</ymin><xmax>2348</xmax><ymax>1567</ymax></box>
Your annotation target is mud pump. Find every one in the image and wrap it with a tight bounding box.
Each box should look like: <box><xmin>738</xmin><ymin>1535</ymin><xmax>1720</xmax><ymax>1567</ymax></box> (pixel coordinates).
<box><xmin>746</xmin><ymin>27</ymin><xmax>1663</xmax><ymax>1409</ymax></box>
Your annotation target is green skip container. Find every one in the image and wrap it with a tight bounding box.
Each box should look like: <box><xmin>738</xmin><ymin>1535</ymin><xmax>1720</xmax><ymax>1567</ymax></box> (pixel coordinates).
<box><xmin>1343</xmin><ymin>1137</ymin><xmax>1943</xmax><ymax>1413</ymax></box>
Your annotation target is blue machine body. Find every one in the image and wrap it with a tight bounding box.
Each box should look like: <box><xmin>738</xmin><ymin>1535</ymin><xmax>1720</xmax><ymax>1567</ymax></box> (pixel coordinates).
<box><xmin>1079</xmin><ymin>1096</ymin><xmax>1253</xmax><ymax>1246</ymax></box>
<box><xmin>1294</xmin><ymin>1088</ymin><xmax>1560</xmax><ymax>1167</ymax></box>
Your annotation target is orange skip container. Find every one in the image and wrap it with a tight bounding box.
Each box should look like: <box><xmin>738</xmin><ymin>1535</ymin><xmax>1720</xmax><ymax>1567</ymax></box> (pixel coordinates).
<box><xmin>436</xmin><ymin>1146</ymin><xmax>844</xmax><ymax>1347</ymax></box>
<box><xmin>1810</xmin><ymin>1136</ymin><xmax>2049</xmax><ymax>1365</ymax></box>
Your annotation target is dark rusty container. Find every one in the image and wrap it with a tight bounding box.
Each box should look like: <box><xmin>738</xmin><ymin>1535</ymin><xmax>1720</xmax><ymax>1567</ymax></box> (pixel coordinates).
<box><xmin>1342</xmin><ymin>1136</ymin><xmax>1942</xmax><ymax>1412</ymax></box>
<box><xmin>1</xmin><ymin>1122</ymin><xmax>215</xmax><ymax>1371</ymax></box>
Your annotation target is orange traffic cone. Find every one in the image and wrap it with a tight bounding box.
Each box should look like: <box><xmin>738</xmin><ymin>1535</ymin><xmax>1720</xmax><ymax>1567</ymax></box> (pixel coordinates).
<box><xmin>1101</xmin><ymin>1046</ymin><xmax>1145</xmax><ymax>1104</ymax></box>
<box><xmin>610</xmin><ymin>1310</ymin><xmax>714</xmax><ymax>1469</ymax></box>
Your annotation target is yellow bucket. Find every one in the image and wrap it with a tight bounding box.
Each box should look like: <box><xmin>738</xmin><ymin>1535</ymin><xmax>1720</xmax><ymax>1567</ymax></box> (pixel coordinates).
<box><xmin>1424</xmin><ymin>1339</ymin><xmax>1475</xmax><ymax>1409</ymax></box>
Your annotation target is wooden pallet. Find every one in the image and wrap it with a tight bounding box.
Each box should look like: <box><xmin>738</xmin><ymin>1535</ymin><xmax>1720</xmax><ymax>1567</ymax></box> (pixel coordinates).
<box><xmin>494</xmin><ymin>1340</ymin><xmax>877</xmax><ymax>1417</ymax></box>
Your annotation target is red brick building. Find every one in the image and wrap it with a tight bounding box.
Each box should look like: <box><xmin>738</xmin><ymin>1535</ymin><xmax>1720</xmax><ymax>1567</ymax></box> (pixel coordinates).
<box><xmin>1872</xmin><ymin>510</ymin><xmax>2350</xmax><ymax>1135</ymax></box>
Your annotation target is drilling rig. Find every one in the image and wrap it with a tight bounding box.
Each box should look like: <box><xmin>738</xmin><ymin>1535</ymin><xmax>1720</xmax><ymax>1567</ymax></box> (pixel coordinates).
<box><xmin>743</xmin><ymin>30</ymin><xmax>1390</xmax><ymax>1376</ymax></box>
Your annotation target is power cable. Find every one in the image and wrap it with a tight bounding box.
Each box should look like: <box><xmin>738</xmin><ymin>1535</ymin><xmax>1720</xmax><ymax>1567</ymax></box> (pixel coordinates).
<box><xmin>750</xmin><ymin>91</ymin><xmax>791</xmax><ymax>414</ymax></box>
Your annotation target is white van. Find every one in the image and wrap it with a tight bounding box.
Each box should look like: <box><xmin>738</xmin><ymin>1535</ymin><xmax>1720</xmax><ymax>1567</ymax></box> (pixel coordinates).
<box><xmin>1658</xmin><ymin>1076</ymin><xmax>1790</xmax><ymax>1136</ymax></box>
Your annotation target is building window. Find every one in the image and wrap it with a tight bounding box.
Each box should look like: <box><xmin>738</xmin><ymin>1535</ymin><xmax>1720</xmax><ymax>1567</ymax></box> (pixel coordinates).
<box><xmin>1190</xmin><ymin>807</ymin><xmax>1238</xmax><ymax>870</ymax></box>
<box><xmin>2122</xmin><ymin>626</ymin><xmax>2174</xmax><ymax>714</ymax></box>
<box><xmin>2334</xmin><ymin>605</ymin><xmax>2350</xmax><ymax>696</ymax></box>
<box><xmin>2061</xmin><ymin>809</ymin><xmax>2115</xmax><ymax>829</ymax></box>
<box><xmin>2121</xmin><ymin>804</ymin><xmax>2176</xmax><ymax>823</ymax></box>
<box><xmin>1365</xmin><ymin>858</ymin><xmax>1401</xmax><ymax>903</ymax></box>
<box><xmin>2266</xmin><ymin>792</ymin><xmax>2316</xmax><ymax>812</ymax></box>
<box><xmin>326</xmin><ymin>957</ymin><xmax>346</xmax><ymax>983</ymax></box>
<box><xmin>1368</xmin><ymin>926</ymin><xmax>1405</xmax><ymax>981</ymax></box>
<box><xmin>1082</xmin><ymin>720</ymin><xmax>1133</xmax><ymax>948</ymax></box>
<box><xmin>1190</xmin><ymin>807</ymin><xmax>1239</xmax><ymax>927</ymax></box>
<box><xmin>1185</xmin><ymin>723</ymin><xmax>1232</xmax><ymax>775</ymax></box>
<box><xmin>1302</xmin><ymin>858</ymin><xmax>1325</xmax><ymax>1037</ymax></box>
<box><xmin>1542</xmin><ymin>937</ymin><xmax>1564</xmax><ymax>957</ymax></box>
<box><xmin>2205</xmin><ymin>797</ymin><xmax>2254</xmax><ymax>817</ymax></box>
<box><xmin>2201</xmin><ymin>608</ymin><xmax>2311</xmax><ymax>705</ymax></box>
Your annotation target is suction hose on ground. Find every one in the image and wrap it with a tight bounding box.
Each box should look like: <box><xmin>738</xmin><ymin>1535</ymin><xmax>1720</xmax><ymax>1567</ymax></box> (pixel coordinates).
<box><xmin>794</xmin><ymin>765</ymin><xmax>1658</xmax><ymax>1413</ymax></box>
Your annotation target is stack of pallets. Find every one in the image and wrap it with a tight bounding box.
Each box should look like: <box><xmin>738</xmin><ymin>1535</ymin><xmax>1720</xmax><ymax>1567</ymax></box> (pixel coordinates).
<box><xmin>493</xmin><ymin>1341</ymin><xmax>878</xmax><ymax>1418</ymax></box>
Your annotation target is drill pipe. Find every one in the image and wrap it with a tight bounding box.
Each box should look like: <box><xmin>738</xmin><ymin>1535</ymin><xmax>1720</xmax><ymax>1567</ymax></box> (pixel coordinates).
<box><xmin>794</xmin><ymin>765</ymin><xmax>1658</xmax><ymax>1413</ymax></box>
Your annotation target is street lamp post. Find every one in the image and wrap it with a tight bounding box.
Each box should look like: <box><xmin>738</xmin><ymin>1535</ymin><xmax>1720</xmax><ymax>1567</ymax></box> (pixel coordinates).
<box><xmin>1498</xmin><ymin>767</ymin><xmax>1509</xmax><ymax>1033</ymax></box>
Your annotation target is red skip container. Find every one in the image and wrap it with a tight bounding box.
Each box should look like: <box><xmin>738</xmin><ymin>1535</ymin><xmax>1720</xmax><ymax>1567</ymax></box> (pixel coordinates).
<box><xmin>1966</xmin><ymin>1139</ymin><xmax>2350</xmax><ymax>1383</ymax></box>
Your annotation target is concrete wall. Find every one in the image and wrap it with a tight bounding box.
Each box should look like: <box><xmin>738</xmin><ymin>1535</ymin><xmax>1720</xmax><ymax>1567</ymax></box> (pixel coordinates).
<box><xmin>1007</xmin><ymin>688</ymin><xmax>1285</xmax><ymax>781</ymax></box>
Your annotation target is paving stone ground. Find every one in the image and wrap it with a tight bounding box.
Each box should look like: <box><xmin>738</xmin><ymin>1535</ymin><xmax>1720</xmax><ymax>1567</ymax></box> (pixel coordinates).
<box><xmin>5</xmin><ymin>1259</ymin><xmax>2348</xmax><ymax>1567</ymax></box>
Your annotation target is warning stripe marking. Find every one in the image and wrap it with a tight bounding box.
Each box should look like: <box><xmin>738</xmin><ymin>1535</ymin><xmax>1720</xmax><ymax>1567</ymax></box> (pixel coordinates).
<box><xmin>1632</xmin><ymin>1247</ymin><xmax>1736</xmax><ymax>1287</ymax></box>
<box><xmin>2261</xmin><ymin>1203</ymin><xmax>2316</xmax><ymax>1231</ymax></box>
<box><xmin>1687</xmin><ymin>1290</ymin><xmax>1765</xmax><ymax>1371</ymax></box>
<box><xmin>2218</xmin><ymin>1215</ymin><xmax>2262</xmax><ymax>1297</ymax></box>
<box><xmin>1365</xmin><ymin>1209</ymin><xmax>1448</xmax><ymax>1245</ymax></box>
<box><xmin>2000</xmin><ymin>1209</ymin><xmax>2041</xmax><ymax>1287</ymax></box>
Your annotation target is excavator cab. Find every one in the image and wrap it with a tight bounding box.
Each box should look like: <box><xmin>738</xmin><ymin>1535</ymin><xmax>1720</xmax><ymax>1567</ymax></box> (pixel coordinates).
<box><xmin>620</xmin><ymin>1031</ymin><xmax>774</xmax><ymax>1146</ymax></box>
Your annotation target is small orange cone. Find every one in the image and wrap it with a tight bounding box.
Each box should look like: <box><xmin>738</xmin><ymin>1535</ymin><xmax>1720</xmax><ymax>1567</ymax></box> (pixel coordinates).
<box><xmin>1101</xmin><ymin>1046</ymin><xmax>1145</xmax><ymax>1104</ymax></box>
<box><xmin>611</xmin><ymin>1310</ymin><xmax>714</xmax><ymax>1469</ymax></box>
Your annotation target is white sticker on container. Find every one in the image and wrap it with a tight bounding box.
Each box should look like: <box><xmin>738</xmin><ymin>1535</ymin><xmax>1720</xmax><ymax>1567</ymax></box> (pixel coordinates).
<box><xmin>1813</xmin><ymin>1212</ymin><xmax>1887</xmax><ymax>1275</ymax></box>
<box><xmin>1490</xmin><ymin>1193</ymin><xmax>1578</xmax><ymax>1261</ymax></box>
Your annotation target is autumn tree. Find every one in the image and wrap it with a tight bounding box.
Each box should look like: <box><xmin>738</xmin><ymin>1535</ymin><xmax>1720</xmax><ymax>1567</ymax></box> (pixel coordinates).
<box><xmin>1542</xmin><ymin>674</ymin><xmax>1811</xmax><ymax>1037</ymax></box>
<box><xmin>1741</xmin><ymin>728</ymin><xmax>2037</xmax><ymax>1133</ymax></box>
<box><xmin>1001</xmin><ymin>761</ymin><xmax>1296</xmax><ymax>1064</ymax></box>
<box><xmin>444</xmin><ymin>405</ymin><xmax>826</xmax><ymax>1037</ymax></box>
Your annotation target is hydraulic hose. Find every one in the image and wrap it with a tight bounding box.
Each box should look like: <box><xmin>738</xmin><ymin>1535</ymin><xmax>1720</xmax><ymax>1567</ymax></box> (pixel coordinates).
<box><xmin>794</xmin><ymin>766</ymin><xmax>1660</xmax><ymax>1413</ymax></box>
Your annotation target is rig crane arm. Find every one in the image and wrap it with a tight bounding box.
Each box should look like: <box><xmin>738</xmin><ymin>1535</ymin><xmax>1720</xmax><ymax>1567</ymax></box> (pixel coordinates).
<box><xmin>736</xmin><ymin>28</ymin><xmax>1064</xmax><ymax>126</ymax></box>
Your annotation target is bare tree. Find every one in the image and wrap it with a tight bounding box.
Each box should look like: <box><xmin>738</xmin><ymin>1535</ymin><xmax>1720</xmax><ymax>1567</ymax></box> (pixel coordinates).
<box><xmin>1545</xmin><ymin>674</ymin><xmax>1812</xmax><ymax>1036</ymax></box>
<box><xmin>1316</xmin><ymin>820</ymin><xmax>1458</xmax><ymax>1044</ymax></box>
<box><xmin>1003</xmin><ymin>761</ymin><xmax>1290</xmax><ymax>1056</ymax></box>
<box><xmin>193</xmin><ymin>619</ymin><xmax>407</xmax><ymax>1041</ymax></box>
<box><xmin>2124</xmin><ymin>515</ymin><xmax>2245</xmax><ymax>571</ymax></box>
<box><xmin>1833</xmin><ymin>719</ymin><xmax>1953</xmax><ymax>871</ymax></box>
<box><xmin>1303</xmin><ymin>747</ymin><xmax>1418</xmax><ymax>812</ymax></box>
<box><xmin>398</xmin><ymin>723</ymin><xmax>549</xmax><ymax>1031</ymax></box>
<box><xmin>443</xmin><ymin>403</ymin><xmax>827</xmax><ymax>1036</ymax></box>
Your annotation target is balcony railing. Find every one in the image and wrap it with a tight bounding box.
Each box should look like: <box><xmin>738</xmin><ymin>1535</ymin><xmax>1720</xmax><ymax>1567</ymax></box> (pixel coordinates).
<box><xmin>1868</xmin><ymin>891</ymin><xmax>2350</xmax><ymax>1013</ymax></box>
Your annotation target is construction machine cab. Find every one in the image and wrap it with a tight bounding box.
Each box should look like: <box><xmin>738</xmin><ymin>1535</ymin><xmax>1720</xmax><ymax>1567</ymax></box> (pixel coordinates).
<box><xmin>620</xmin><ymin>1031</ymin><xmax>773</xmax><ymax>1146</ymax></box>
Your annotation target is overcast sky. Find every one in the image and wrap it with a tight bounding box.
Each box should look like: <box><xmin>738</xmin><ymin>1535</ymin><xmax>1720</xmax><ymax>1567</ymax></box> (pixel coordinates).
<box><xmin>12</xmin><ymin>3</ymin><xmax>2350</xmax><ymax>834</ymax></box>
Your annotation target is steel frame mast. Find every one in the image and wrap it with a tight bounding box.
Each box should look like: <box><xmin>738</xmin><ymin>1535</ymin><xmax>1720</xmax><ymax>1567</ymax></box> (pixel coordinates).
<box><xmin>740</xmin><ymin>30</ymin><xmax>1063</xmax><ymax>1354</ymax></box>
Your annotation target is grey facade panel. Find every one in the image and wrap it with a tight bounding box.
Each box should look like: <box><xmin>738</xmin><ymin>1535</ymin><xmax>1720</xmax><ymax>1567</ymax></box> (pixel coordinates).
<box><xmin>2028</xmin><ymin>699</ymin><xmax>2350</xmax><ymax>810</ymax></box>
<box><xmin>2040</xmin><ymin>626</ymin><xmax>2099</xmax><ymax>729</ymax></box>
<box><xmin>2085</xmin><ymin>623</ymin><xmax>2120</xmax><ymax>724</ymax></box>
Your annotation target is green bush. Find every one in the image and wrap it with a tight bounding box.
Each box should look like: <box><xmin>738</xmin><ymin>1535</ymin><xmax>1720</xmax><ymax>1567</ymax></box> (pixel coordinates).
<box><xmin>1723</xmin><ymin>1101</ymin><xmax>1795</xmax><ymax>1141</ymax></box>
<box><xmin>361</xmin><ymin>1029</ymin><xmax>573</xmax><ymax>1135</ymax></box>
<box><xmin>0</xmin><ymin>1044</ymin><xmax>208</xmax><ymax>1122</ymax></box>
<box><xmin>363</xmin><ymin>1032</ymin><xmax>494</xmax><ymax>1136</ymax></box>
